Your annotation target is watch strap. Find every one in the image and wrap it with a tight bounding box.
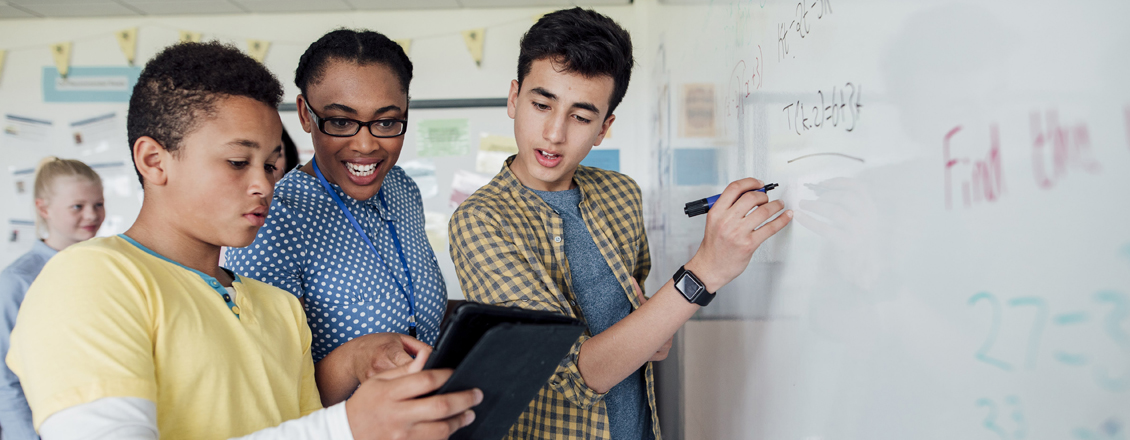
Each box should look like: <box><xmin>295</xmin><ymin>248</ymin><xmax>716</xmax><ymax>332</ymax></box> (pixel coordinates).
<box><xmin>673</xmin><ymin>266</ymin><xmax>714</xmax><ymax>306</ymax></box>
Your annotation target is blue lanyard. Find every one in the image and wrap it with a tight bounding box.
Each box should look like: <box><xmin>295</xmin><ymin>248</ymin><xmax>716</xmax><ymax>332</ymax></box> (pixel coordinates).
<box><xmin>312</xmin><ymin>160</ymin><xmax>417</xmax><ymax>336</ymax></box>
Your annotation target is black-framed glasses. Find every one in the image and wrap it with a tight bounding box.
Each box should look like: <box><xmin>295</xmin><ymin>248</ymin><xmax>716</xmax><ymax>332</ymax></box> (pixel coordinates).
<box><xmin>303</xmin><ymin>99</ymin><xmax>408</xmax><ymax>138</ymax></box>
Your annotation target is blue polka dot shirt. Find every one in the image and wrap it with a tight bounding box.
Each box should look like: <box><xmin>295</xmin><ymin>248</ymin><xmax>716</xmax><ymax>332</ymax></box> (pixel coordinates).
<box><xmin>226</xmin><ymin>166</ymin><xmax>447</xmax><ymax>363</ymax></box>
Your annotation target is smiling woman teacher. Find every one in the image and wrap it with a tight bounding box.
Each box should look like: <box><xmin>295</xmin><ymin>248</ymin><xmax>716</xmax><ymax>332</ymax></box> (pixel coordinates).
<box><xmin>226</xmin><ymin>29</ymin><xmax>447</xmax><ymax>406</ymax></box>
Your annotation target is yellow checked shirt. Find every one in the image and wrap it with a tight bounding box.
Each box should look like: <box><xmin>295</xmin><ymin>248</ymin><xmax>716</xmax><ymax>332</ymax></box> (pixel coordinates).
<box><xmin>448</xmin><ymin>157</ymin><xmax>659</xmax><ymax>440</ymax></box>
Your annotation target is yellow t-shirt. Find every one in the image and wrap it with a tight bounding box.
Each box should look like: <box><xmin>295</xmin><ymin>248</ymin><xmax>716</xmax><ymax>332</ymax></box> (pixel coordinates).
<box><xmin>6</xmin><ymin>235</ymin><xmax>322</xmax><ymax>438</ymax></box>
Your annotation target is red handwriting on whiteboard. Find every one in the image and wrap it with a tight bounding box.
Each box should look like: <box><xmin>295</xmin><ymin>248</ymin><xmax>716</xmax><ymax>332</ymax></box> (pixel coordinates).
<box><xmin>725</xmin><ymin>46</ymin><xmax>764</xmax><ymax>117</ymax></box>
<box><xmin>1030</xmin><ymin>110</ymin><xmax>1100</xmax><ymax>190</ymax></box>
<box><xmin>944</xmin><ymin>125</ymin><xmax>1005</xmax><ymax>210</ymax></box>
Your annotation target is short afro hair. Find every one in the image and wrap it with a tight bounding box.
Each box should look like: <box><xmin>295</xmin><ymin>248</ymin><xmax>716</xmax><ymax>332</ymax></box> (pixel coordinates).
<box><xmin>518</xmin><ymin>8</ymin><xmax>634</xmax><ymax>119</ymax></box>
<box><xmin>127</xmin><ymin>41</ymin><xmax>283</xmax><ymax>185</ymax></box>
<box><xmin>295</xmin><ymin>28</ymin><xmax>413</xmax><ymax>96</ymax></box>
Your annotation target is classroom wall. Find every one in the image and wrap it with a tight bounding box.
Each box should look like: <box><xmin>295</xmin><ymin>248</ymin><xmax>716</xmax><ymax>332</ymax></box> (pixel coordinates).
<box><xmin>0</xmin><ymin>3</ymin><xmax>655</xmax><ymax>269</ymax></box>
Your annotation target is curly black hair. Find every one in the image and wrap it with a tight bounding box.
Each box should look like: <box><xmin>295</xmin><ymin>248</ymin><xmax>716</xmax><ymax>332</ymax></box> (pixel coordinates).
<box><xmin>295</xmin><ymin>28</ymin><xmax>412</xmax><ymax>96</ymax></box>
<box><xmin>518</xmin><ymin>8</ymin><xmax>634</xmax><ymax>119</ymax></box>
<box><xmin>127</xmin><ymin>41</ymin><xmax>283</xmax><ymax>185</ymax></box>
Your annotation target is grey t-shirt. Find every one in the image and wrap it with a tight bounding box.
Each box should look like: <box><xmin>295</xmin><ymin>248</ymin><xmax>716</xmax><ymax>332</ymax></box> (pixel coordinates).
<box><xmin>531</xmin><ymin>187</ymin><xmax>651</xmax><ymax>440</ymax></box>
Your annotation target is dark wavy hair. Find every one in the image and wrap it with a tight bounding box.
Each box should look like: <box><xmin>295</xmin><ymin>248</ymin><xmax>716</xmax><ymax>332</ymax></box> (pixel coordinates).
<box><xmin>518</xmin><ymin>7</ymin><xmax>634</xmax><ymax>119</ymax></box>
<box><xmin>127</xmin><ymin>41</ymin><xmax>283</xmax><ymax>185</ymax></box>
<box><xmin>295</xmin><ymin>28</ymin><xmax>413</xmax><ymax>95</ymax></box>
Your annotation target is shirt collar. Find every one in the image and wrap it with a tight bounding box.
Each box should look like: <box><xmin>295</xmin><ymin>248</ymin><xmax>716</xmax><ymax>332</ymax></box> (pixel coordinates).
<box><xmin>117</xmin><ymin>234</ymin><xmax>241</xmax><ymax>286</ymax></box>
<box><xmin>500</xmin><ymin>155</ymin><xmax>591</xmax><ymax>212</ymax></box>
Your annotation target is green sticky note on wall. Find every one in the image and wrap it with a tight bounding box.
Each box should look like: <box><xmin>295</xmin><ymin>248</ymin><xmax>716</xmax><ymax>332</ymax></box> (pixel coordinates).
<box><xmin>417</xmin><ymin>118</ymin><xmax>470</xmax><ymax>157</ymax></box>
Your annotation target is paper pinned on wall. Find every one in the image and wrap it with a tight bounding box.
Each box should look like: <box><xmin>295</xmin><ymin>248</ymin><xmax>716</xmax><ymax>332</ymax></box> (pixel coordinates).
<box><xmin>475</xmin><ymin>134</ymin><xmax>518</xmax><ymax>174</ymax></box>
<box><xmin>580</xmin><ymin>149</ymin><xmax>620</xmax><ymax>172</ymax></box>
<box><xmin>674</xmin><ymin>148</ymin><xmax>720</xmax><ymax>186</ymax></box>
<box><xmin>88</xmin><ymin>161</ymin><xmax>136</xmax><ymax>198</ymax></box>
<box><xmin>9</xmin><ymin>166</ymin><xmax>35</xmax><ymax>212</ymax></box>
<box><xmin>3</xmin><ymin>115</ymin><xmax>55</xmax><ymax>149</ymax></box>
<box><xmin>116</xmin><ymin>28</ymin><xmax>138</xmax><ymax>65</ymax></box>
<box><xmin>449</xmin><ymin>170</ymin><xmax>492</xmax><ymax>209</ymax></box>
<box><xmin>423</xmin><ymin>211</ymin><xmax>448</xmax><ymax>254</ymax></box>
<box><xmin>417</xmin><ymin>119</ymin><xmax>470</xmax><ymax>157</ymax></box>
<box><xmin>71</xmin><ymin>113</ymin><xmax>123</xmax><ymax>154</ymax></box>
<box><xmin>6</xmin><ymin>219</ymin><xmax>35</xmax><ymax>254</ymax></box>
<box><xmin>399</xmin><ymin>159</ymin><xmax>438</xmax><ymax>199</ymax></box>
<box><xmin>680</xmin><ymin>83</ymin><xmax>716</xmax><ymax>138</ymax></box>
<box><xmin>179</xmin><ymin>30</ymin><xmax>202</xmax><ymax>43</ymax></box>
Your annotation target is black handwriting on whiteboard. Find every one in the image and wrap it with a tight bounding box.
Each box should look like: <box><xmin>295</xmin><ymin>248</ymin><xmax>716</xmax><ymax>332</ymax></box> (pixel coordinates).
<box><xmin>781</xmin><ymin>82</ymin><xmax>862</xmax><ymax>135</ymax></box>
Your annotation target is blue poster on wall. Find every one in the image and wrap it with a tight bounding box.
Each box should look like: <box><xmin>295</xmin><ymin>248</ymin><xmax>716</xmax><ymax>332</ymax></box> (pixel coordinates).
<box><xmin>580</xmin><ymin>149</ymin><xmax>620</xmax><ymax>172</ymax></box>
<box><xmin>42</xmin><ymin>66</ymin><xmax>141</xmax><ymax>102</ymax></box>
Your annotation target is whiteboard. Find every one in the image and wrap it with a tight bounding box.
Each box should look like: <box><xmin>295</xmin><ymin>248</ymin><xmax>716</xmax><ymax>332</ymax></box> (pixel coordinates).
<box><xmin>643</xmin><ymin>1</ymin><xmax>1130</xmax><ymax>439</ymax></box>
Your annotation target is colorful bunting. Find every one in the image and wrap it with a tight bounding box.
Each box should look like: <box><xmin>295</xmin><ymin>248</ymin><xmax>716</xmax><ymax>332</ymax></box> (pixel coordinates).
<box><xmin>179</xmin><ymin>30</ymin><xmax>202</xmax><ymax>43</ymax></box>
<box><xmin>50</xmin><ymin>42</ymin><xmax>72</xmax><ymax>78</ymax></box>
<box><xmin>246</xmin><ymin>39</ymin><xmax>270</xmax><ymax>63</ymax></box>
<box><xmin>461</xmin><ymin>28</ymin><xmax>485</xmax><ymax>67</ymax></box>
<box><xmin>395</xmin><ymin>39</ymin><xmax>412</xmax><ymax>56</ymax></box>
<box><xmin>116</xmin><ymin>27</ymin><xmax>138</xmax><ymax>65</ymax></box>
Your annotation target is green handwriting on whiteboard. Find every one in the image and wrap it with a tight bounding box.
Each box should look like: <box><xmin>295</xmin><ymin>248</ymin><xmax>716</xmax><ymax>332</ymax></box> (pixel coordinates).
<box><xmin>976</xmin><ymin>396</ymin><xmax>1027</xmax><ymax>440</ymax></box>
<box><xmin>968</xmin><ymin>289</ymin><xmax>1130</xmax><ymax>392</ymax></box>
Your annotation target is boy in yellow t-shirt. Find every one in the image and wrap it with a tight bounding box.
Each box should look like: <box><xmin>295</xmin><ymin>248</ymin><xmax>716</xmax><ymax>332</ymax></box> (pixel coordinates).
<box><xmin>6</xmin><ymin>42</ymin><xmax>480</xmax><ymax>440</ymax></box>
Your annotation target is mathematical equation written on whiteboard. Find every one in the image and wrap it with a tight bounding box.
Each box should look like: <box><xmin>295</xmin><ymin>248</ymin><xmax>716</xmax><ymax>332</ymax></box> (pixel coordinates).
<box><xmin>967</xmin><ymin>249</ymin><xmax>1130</xmax><ymax>439</ymax></box>
<box><xmin>777</xmin><ymin>0</ymin><xmax>833</xmax><ymax>62</ymax></box>
<box><xmin>967</xmin><ymin>290</ymin><xmax>1129</xmax><ymax>388</ymax></box>
<box><xmin>724</xmin><ymin>45</ymin><xmax>764</xmax><ymax>117</ymax></box>
<box><xmin>973</xmin><ymin>395</ymin><xmax>1125</xmax><ymax>440</ymax></box>
<box><xmin>781</xmin><ymin>82</ymin><xmax>863</xmax><ymax>135</ymax></box>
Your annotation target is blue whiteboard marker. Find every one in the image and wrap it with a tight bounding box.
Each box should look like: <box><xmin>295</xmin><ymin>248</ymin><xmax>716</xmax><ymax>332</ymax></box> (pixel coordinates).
<box><xmin>684</xmin><ymin>183</ymin><xmax>778</xmax><ymax>217</ymax></box>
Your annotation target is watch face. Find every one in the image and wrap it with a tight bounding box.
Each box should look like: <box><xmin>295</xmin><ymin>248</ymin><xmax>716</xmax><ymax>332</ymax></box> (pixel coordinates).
<box><xmin>675</xmin><ymin>272</ymin><xmax>704</xmax><ymax>300</ymax></box>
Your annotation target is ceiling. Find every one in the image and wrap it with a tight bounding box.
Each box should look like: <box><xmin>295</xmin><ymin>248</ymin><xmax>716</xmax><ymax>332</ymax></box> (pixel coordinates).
<box><xmin>0</xmin><ymin>0</ymin><xmax>630</xmax><ymax>18</ymax></box>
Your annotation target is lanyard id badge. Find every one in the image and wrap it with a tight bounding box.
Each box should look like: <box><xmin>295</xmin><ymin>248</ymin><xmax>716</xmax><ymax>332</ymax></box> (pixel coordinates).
<box><xmin>312</xmin><ymin>160</ymin><xmax>418</xmax><ymax>337</ymax></box>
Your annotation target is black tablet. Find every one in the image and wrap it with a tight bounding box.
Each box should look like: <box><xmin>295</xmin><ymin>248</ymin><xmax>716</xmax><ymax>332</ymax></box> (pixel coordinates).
<box><xmin>423</xmin><ymin>302</ymin><xmax>585</xmax><ymax>440</ymax></box>
<box><xmin>424</xmin><ymin>302</ymin><xmax>582</xmax><ymax>370</ymax></box>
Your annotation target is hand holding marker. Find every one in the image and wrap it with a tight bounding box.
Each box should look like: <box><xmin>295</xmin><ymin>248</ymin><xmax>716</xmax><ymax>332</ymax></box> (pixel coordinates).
<box><xmin>684</xmin><ymin>183</ymin><xmax>779</xmax><ymax>217</ymax></box>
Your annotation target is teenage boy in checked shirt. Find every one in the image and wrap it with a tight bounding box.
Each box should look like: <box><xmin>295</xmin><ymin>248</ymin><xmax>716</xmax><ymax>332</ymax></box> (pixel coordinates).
<box><xmin>448</xmin><ymin>8</ymin><xmax>793</xmax><ymax>440</ymax></box>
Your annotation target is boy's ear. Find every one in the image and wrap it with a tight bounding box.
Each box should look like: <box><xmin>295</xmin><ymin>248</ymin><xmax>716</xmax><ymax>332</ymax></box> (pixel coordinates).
<box><xmin>593</xmin><ymin>114</ymin><xmax>616</xmax><ymax>147</ymax></box>
<box><xmin>133</xmin><ymin>136</ymin><xmax>170</xmax><ymax>187</ymax></box>
<box><xmin>296</xmin><ymin>95</ymin><xmax>313</xmax><ymax>134</ymax></box>
<box><xmin>506</xmin><ymin>80</ymin><xmax>520</xmax><ymax>120</ymax></box>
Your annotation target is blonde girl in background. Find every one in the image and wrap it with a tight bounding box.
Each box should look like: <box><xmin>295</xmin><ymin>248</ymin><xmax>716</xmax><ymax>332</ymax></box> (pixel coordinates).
<box><xmin>0</xmin><ymin>157</ymin><xmax>104</xmax><ymax>439</ymax></box>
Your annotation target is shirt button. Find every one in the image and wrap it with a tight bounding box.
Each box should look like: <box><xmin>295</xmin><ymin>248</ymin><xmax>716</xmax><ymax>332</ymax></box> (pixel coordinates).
<box><xmin>231</xmin><ymin>305</ymin><xmax>241</xmax><ymax>315</ymax></box>
<box><xmin>554</xmin><ymin>236</ymin><xmax>562</xmax><ymax>243</ymax></box>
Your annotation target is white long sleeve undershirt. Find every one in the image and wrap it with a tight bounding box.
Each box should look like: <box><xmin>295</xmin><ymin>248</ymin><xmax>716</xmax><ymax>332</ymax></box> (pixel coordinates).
<box><xmin>37</xmin><ymin>397</ymin><xmax>353</xmax><ymax>440</ymax></box>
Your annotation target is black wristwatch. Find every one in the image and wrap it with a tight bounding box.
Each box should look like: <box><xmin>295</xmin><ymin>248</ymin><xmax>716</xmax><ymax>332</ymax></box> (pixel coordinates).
<box><xmin>673</xmin><ymin>266</ymin><xmax>714</xmax><ymax>306</ymax></box>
